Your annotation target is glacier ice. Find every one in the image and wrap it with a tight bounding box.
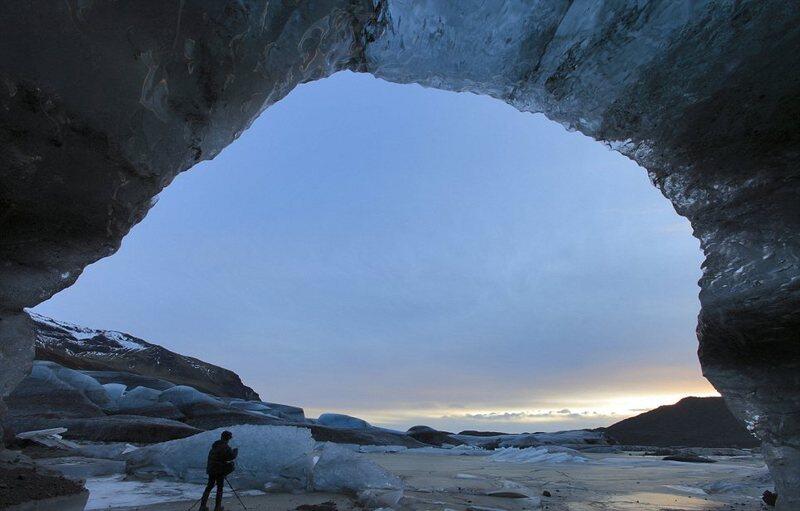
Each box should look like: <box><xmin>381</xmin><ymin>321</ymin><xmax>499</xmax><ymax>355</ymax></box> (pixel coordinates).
<box><xmin>125</xmin><ymin>425</ymin><xmax>316</xmax><ymax>491</ymax></box>
<box><xmin>124</xmin><ymin>425</ymin><xmax>405</xmax><ymax>502</ymax></box>
<box><xmin>317</xmin><ymin>413</ymin><xmax>371</xmax><ymax>429</ymax></box>
<box><xmin>228</xmin><ymin>401</ymin><xmax>273</xmax><ymax>414</ymax></box>
<box><xmin>3</xmin><ymin>1</ymin><xmax>800</xmax><ymax>504</ymax></box>
<box><xmin>117</xmin><ymin>386</ymin><xmax>162</xmax><ymax>409</ymax></box>
<box><xmin>158</xmin><ymin>385</ymin><xmax>222</xmax><ymax>410</ymax></box>
<box><xmin>102</xmin><ymin>383</ymin><xmax>127</xmax><ymax>403</ymax></box>
<box><xmin>15</xmin><ymin>427</ymin><xmax>79</xmax><ymax>450</ymax></box>
<box><xmin>34</xmin><ymin>361</ymin><xmax>110</xmax><ymax>408</ymax></box>
<box><xmin>488</xmin><ymin>446</ymin><xmax>586</xmax><ymax>464</ymax></box>
<box><xmin>311</xmin><ymin>443</ymin><xmax>403</xmax><ymax>504</ymax></box>
<box><xmin>115</xmin><ymin>385</ymin><xmax>182</xmax><ymax>417</ymax></box>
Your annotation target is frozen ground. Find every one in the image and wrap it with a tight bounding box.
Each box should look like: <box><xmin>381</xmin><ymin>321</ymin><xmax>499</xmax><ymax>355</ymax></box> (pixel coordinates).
<box><xmin>76</xmin><ymin>449</ymin><xmax>770</xmax><ymax>510</ymax></box>
<box><xmin>84</xmin><ymin>475</ymin><xmax>264</xmax><ymax>510</ymax></box>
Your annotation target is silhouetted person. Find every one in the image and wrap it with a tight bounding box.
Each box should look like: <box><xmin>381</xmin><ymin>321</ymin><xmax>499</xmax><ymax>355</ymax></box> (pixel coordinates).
<box><xmin>200</xmin><ymin>430</ymin><xmax>238</xmax><ymax>511</ymax></box>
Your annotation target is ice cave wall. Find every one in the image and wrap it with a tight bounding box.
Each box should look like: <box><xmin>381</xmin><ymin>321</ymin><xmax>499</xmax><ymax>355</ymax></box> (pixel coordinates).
<box><xmin>0</xmin><ymin>1</ymin><xmax>798</xmax><ymax>507</ymax></box>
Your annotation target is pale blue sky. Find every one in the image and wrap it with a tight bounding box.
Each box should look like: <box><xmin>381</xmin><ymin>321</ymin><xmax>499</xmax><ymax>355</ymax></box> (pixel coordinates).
<box><xmin>34</xmin><ymin>72</ymin><xmax>712</xmax><ymax>432</ymax></box>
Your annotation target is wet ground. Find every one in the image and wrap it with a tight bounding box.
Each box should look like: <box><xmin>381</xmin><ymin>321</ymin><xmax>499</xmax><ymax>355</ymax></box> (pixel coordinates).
<box><xmin>103</xmin><ymin>450</ymin><xmax>770</xmax><ymax>510</ymax></box>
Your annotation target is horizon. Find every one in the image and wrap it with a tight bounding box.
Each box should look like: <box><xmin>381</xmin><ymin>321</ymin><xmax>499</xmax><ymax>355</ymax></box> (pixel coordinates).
<box><xmin>32</xmin><ymin>71</ymin><xmax>716</xmax><ymax>434</ymax></box>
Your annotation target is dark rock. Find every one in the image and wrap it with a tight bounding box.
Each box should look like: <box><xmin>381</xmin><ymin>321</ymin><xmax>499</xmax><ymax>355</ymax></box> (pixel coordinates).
<box><xmin>309</xmin><ymin>425</ymin><xmax>425</xmax><ymax>448</ymax></box>
<box><xmin>458</xmin><ymin>430</ymin><xmax>511</xmax><ymax>437</ymax></box>
<box><xmin>180</xmin><ymin>404</ymin><xmax>284</xmax><ymax>431</ymax></box>
<box><xmin>542</xmin><ymin>490</ymin><xmax>551</xmax><ymax>497</ymax></box>
<box><xmin>0</xmin><ymin>466</ymin><xmax>86</xmax><ymax>509</ymax></box>
<box><xmin>257</xmin><ymin>402</ymin><xmax>306</xmax><ymax>422</ymax></box>
<box><xmin>763</xmin><ymin>490</ymin><xmax>778</xmax><ymax>507</ymax></box>
<box><xmin>296</xmin><ymin>502</ymin><xmax>337</xmax><ymax>511</ymax></box>
<box><xmin>605</xmin><ymin>397</ymin><xmax>759</xmax><ymax>448</ymax></box>
<box><xmin>406</xmin><ymin>425</ymin><xmax>461</xmax><ymax>446</ymax></box>
<box><xmin>663</xmin><ymin>454</ymin><xmax>717</xmax><ymax>464</ymax></box>
<box><xmin>0</xmin><ymin>312</ymin><xmax>36</xmax><ymax>441</ymax></box>
<box><xmin>486</xmin><ymin>491</ymin><xmax>529</xmax><ymax>499</ymax></box>
<box><xmin>406</xmin><ymin>425</ymin><xmax>440</xmax><ymax>434</ymax></box>
<box><xmin>4</xmin><ymin>415</ymin><xmax>201</xmax><ymax>444</ymax></box>
<box><xmin>644</xmin><ymin>448</ymin><xmax>676</xmax><ymax>456</ymax></box>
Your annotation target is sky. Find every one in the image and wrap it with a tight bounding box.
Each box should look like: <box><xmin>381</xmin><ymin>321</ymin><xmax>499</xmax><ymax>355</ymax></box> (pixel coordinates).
<box><xmin>33</xmin><ymin>71</ymin><xmax>715</xmax><ymax>433</ymax></box>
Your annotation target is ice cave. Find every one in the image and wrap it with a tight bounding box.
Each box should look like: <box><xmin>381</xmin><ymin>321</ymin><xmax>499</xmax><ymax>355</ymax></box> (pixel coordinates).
<box><xmin>0</xmin><ymin>1</ymin><xmax>798</xmax><ymax>508</ymax></box>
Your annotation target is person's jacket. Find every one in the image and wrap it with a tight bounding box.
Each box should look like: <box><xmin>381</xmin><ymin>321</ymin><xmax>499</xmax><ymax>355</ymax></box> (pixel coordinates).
<box><xmin>206</xmin><ymin>439</ymin><xmax>238</xmax><ymax>476</ymax></box>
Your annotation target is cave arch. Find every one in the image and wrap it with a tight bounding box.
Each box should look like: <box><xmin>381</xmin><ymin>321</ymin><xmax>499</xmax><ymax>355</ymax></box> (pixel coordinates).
<box><xmin>1</xmin><ymin>1</ymin><xmax>798</xmax><ymax>507</ymax></box>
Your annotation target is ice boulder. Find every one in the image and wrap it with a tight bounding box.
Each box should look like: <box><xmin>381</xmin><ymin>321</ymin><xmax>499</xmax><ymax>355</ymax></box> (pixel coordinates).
<box><xmin>317</xmin><ymin>413</ymin><xmax>371</xmax><ymax>430</ymax></box>
<box><xmin>5</xmin><ymin>361</ymin><xmax>104</xmax><ymax>418</ymax></box>
<box><xmin>44</xmin><ymin>362</ymin><xmax>111</xmax><ymax>407</ymax></box>
<box><xmin>116</xmin><ymin>386</ymin><xmax>183</xmax><ymax>419</ymax></box>
<box><xmin>263</xmin><ymin>402</ymin><xmax>306</xmax><ymax>422</ymax></box>
<box><xmin>125</xmin><ymin>425</ymin><xmax>316</xmax><ymax>491</ymax></box>
<box><xmin>312</xmin><ymin>442</ymin><xmax>403</xmax><ymax>503</ymax></box>
<box><xmin>158</xmin><ymin>385</ymin><xmax>222</xmax><ymax>411</ymax></box>
<box><xmin>103</xmin><ymin>383</ymin><xmax>127</xmax><ymax>403</ymax></box>
<box><xmin>228</xmin><ymin>401</ymin><xmax>278</xmax><ymax>416</ymax></box>
<box><xmin>488</xmin><ymin>446</ymin><xmax>587</xmax><ymax>464</ymax></box>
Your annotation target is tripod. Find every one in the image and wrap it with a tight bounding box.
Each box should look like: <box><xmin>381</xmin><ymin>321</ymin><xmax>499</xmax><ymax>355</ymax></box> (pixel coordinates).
<box><xmin>185</xmin><ymin>478</ymin><xmax>248</xmax><ymax>511</ymax></box>
<box><xmin>225</xmin><ymin>477</ymin><xmax>249</xmax><ymax>510</ymax></box>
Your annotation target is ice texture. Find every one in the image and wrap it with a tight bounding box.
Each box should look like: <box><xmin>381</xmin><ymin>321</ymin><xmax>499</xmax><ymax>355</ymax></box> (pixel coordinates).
<box><xmin>125</xmin><ymin>425</ymin><xmax>316</xmax><ymax>491</ymax></box>
<box><xmin>228</xmin><ymin>401</ymin><xmax>273</xmax><ymax>414</ymax></box>
<box><xmin>39</xmin><ymin>361</ymin><xmax>110</xmax><ymax>407</ymax></box>
<box><xmin>311</xmin><ymin>443</ymin><xmax>403</xmax><ymax>504</ymax></box>
<box><xmin>103</xmin><ymin>383</ymin><xmax>127</xmax><ymax>403</ymax></box>
<box><xmin>489</xmin><ymin>446</ymin><xmax>586</xmax><ymax>464</ymax></box>
<box><xmin>124</xmin><ymin>425</ymin><xmax>405</xmax><ymax>500</ymax></box>
<box><xmin>116</xmin><ymin>386</ymin><xmax>179</xmax><ymax>416</ymax></box>
<box><xmin>317</xmin><ymin>413</ymin><xmax>371</xmax><ymax>430</ymax></box>
<box><xmin>158</xmin><ymin>385</ymin><xmax>222</xmax><ymax>410</ymax></box>
<box><xmin>3</xmin><ymin>1</ymin><xmax>800</xmax><ymax>505</ymax></box>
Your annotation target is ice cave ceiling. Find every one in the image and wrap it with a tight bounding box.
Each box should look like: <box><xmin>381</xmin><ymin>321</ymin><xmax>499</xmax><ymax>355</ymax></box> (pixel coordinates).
<box><xmin>0</xmin><ymin>1</ymin><xmax>798</xmax><ymax>507</ymax></box>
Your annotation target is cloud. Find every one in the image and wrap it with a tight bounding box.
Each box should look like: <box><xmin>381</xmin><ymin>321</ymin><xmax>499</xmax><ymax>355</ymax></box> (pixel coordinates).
<box><xmin>442</xmin><ymin>408</ymin><xmax>619</xmax><ymax>422</ymax></box>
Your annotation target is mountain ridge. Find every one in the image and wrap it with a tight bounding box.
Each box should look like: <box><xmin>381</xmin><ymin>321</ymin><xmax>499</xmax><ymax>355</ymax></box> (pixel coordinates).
<box><xmin>604</xmin><ymin>396</ymin><xmax>758</xmax><ymax>448</ymax></box>
<box><xmin>30</xmin><ymin>313</ymin><xmax>259</xmax><ymax>401</ymax></box>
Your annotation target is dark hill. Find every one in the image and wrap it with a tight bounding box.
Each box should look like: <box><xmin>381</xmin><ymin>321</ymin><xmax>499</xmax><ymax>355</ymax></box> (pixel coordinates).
<box><xmin>605</xmin><ymin>397</ymin><xmax>758</xmax><ymax>448</ymax></box>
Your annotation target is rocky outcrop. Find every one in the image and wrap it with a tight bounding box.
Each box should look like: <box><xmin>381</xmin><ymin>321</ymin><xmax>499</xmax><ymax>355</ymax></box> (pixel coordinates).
<box><xmin>0</xmin><ymin>313</ymin><xmax>35</xmax><ymax>441</ymax></box>
<box><xmin>6</xmin><ymin>415</ymin><xmax>202</xmax><ymax>444</ymax></box>
<box><xmin>0</xmin><ymin>461</ymin><xmax>87</xmax><ymax>510</ymax></box>
<box><xmin>32</xmin><ymin>314</ymin><xmax>259</xmax><ymax>401</ymax></box>
<box><xmin>604</xmin><ymin>397</ymin><xmax>759</xmax><ymax>448</ymax></box>
<box><xmin>406</xmin><ymin>425</ymin><xmax>461</xmax><ymax>447</ymax></box>
<box><xmin>1</xmin><ymin>2</ymin><xmax>798</xmax><ymax>507</ymax></box>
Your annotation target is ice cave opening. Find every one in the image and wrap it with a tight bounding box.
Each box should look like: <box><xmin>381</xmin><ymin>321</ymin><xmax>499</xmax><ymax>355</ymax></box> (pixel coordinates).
<box><xmin>1</xmin><ymin>2</ymin><xmax>798</xmax><ymax>507</ymax></box>
<box><xmin>32</xmin><ymin>71</ymin><xmax>709</xmax><ymax>434</ymax></box>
